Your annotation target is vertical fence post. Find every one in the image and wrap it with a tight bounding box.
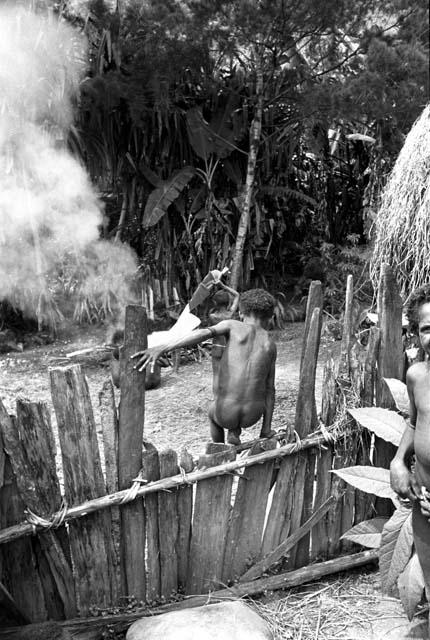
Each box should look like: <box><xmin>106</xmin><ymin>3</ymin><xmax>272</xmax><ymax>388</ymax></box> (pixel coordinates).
<box><xmin>292</xmin><ymin>306</ymin><xmax>322</xmax><ymax>567</ymax></box>
<box><xmin>118</xmin><ymin>304</ymin><xmax>147</xmax><ymax>599</ymax></box>
<box><xmin>375</xmin><ymin>264</ymin><xmax>403</xmax><ymax>516</ymax></box>
<box><xmin>50</xmin><ymin>365</ymin><xmax>116</xmax><ymax>613</ymax></box>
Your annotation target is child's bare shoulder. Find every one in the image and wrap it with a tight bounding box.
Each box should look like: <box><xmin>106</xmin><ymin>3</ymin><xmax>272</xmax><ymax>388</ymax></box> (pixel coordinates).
<box><xmin>406</xmin><ymin>361</ymin><xmax>429</xmax><ymax>384</ymax></box>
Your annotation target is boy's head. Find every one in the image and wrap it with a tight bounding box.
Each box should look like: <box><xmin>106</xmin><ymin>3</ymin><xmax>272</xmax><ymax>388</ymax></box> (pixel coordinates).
<box><xmin>211</xmin><ymin>290</ymin><xmax>230</xmax><ymax>311</ymax></box>
<box><xmin>239</xmin><ymin>289</ymin><xmax>275</xmax><ymax>321</ymax></box>
<box><xmin>406</xmin><ymin>284</ymin><xmax>430</xmax><ymax>335</ymax></box>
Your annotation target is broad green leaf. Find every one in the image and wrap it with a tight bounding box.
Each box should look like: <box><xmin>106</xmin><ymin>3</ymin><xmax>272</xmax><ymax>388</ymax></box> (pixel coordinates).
<box><xmin>382</xmin><ymin>378</ymin><xmax>409</xmax><ymax>415</ymax></box>
<box><xmin>142</xmin><ymin>167</ymin><xmax>195</xmax><ymax>228</ymax></box>
<box><xmin>186</xmin><ymin>107</ymin><xmax>237</xmax><ymax>161</ymax></box>
<box><xmin>386</xmin><ymin>513</ymin><xmax>413</xmax><ymax>592</ymax></box>
<box><xmin>341</xmin><ymin>517</ymin><xmax>388</xmax><ymax>549</ymax></box>
<box><xmin>379</xmin><ymin>506</ymin><xmax>412</xmax><ymax>595</ymax></box>
<box><xmin>398</xmin><ymin>554</ymin><xmax>425</xmax><ymax>620</ymax></box>
<box><xmin>348</xmin><ymin>407</ymin><xmax>406</xmax><ymax>446</ymax></box>
<box><xmin>331</xmin><ymin>466</ymin><xmax>396</xmax><ymax>500</ymax></box>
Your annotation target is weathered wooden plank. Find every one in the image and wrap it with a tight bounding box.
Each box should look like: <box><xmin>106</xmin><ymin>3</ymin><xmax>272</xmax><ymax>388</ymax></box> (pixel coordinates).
<box><xmin>375</xmin><ymin>264</ymin><xmax>402</xmax><ymax>516</ymax></box>
<box><xmin>376</xmin><ymin>263</ymin><xmax>404</xmax><ymax>404</ymax></box>
<box><xmin>241</xmin><ymin>495</ymin><xmax>335</xmax><ymax>582</ymax></box>
<box><xmin>176</xmin><ymin>449</ymin><xmax>194</xmax><ymax>591</ymax></box>
<box><xmin>295</xmin><ymin>307</ymin><xmax>321</xmax><ymax>439</ymax></box>
<box><xmin>158</xmin><ymin>449</ymin><xmax>179</xmax><ymax>599</ymax></box>
<box><xmin>300</xmin><ymin>280</ymin><xmax>323</xmax><ymax>373</ymax></box>
<box><xmin>99</xmin><ymin>379</ymin><xmax>118</xmax><ymax>495</ymax></box>
<box><xmin>98</xmin><ymin>380</ymin><xmax>121</xmax><ymax>597</ymax></box>
<box><xmin>361</xmin><ymin>326</ymin><xmax>380</xmax><ymax>407</ymax></box>
<box><xmin>260</xmin><ymin>454</ymin><xmax>298</xmax><ymax>557</ymax></box>
<box><xmin>287</xmin><ymin>307</ymin><xmax>321</xmax><ymax>568</ymax></box>
<box><xmin>354</xmin><ymin>430</ymin><xmax>375</xmax><ymax>525</ymax></box>
<box><xmin>222</xmin><ymin>439</ymin><xmax>277</xmax><ymax>584</ymax></box>
<box><xmin>186</xmin><ymin>444</ymin><xmax>235</xmax><ymax>594</ymax></box>
<box><xmin>321</xmin><ymin>356</ymin><xmax>336</xmax><ymax>426</ymax></box>
<box><xmin>338</xmin><ymin>274</ymin><xmax>354</xmax><ymax>376</ymax></box>
<box><xmin>142</xmin><ymin>447</ymin><xmax>160</xmax><ymax>603</ymax></box>
<box><xmin>294</xmin><ymin>449</ymin><xmax>317</xmax><ymax>567</ymax></box>
<box><xmin>118</xmin><ymin>305</ymin><xmax>147</xmax><ymax>600</ymax></box>
<box><xmin>14</xmin><ymin>399</ymin><xmax>76</xmax><ymax>619</ymax></box>
<box><xmin>310</xmin><ymin>447</ymin><xmax>333</xmax><ymax>561</ymax></box>
<box><xmin>50</xmin><ymin>365</ymin><xmax>116</xmax><ymax>613</ymax></box>
<box><xmin>0</xmin><ymin>420</ymin><xmax>47</xmax><ymax>622</ymax></box>
<box><xmin>326</xmin><ymin>451</ymin><xmax>346</xmax><ymax>558</ymax></box>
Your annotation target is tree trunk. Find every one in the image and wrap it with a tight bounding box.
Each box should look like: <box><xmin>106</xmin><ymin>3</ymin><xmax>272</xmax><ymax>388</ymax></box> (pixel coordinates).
<box><xmin>230</xmin><ymin>54</ymin><xmax>263</xmax><ymax>290</ymax></box>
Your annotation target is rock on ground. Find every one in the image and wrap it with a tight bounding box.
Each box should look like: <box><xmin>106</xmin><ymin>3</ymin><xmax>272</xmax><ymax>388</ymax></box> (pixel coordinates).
<box><xmin>126</xmin><ymin>601</ymin><xmax>273</xmax><ymax>640</ymax></box>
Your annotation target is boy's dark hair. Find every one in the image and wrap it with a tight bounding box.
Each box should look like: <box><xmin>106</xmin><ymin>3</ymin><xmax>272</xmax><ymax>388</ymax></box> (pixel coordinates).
<box><xmin>239</xmin><ymin>289</ymin><xmax>275</xmax><ymax>320</ymax></box>
<box><xmin>211</xmin><ymin>290</ymin><xmax>230</xmax><ymax>308</ymax></box>
<box><xmin>406</xmin><ymin>284</ymin><xmax>430</xmax><ymax>334</ymax></box>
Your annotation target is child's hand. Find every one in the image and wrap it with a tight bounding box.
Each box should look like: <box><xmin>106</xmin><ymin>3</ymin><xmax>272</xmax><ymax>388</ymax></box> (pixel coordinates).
<box><xmin>131</xmin><ymin>347</ymin><xmax>163</xmax><ymax>373</ymax></box>
<box><xmin>390</xmin><ymin>460</ymin><xmax>417</xmax><ymax>502</ymax></box>
<box><xmin>418</xmin><ymin>486</ymin><xmax>430</xmax><ymax>519</ymax></box>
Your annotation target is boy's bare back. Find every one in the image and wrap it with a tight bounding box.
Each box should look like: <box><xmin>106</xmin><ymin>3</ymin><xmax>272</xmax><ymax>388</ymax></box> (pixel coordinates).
<box><xmin>209</xmin><ymin>319</ymin><xmax>276</xmax><ymax>432</ymax></box>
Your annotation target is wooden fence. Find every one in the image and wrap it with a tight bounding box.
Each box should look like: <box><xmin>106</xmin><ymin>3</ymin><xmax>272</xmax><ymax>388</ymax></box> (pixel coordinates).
<box><xmin>0</xmin><ymin>270</ymin><xmax>404</xmax><ymax>633</ymax></box>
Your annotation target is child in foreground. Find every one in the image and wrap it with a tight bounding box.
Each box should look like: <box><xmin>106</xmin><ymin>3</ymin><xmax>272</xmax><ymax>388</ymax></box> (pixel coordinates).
<box><xmin>132</xmin><ymin>288</ymin><xmax>277</xmax><ymax>445</ymax></box>
<box><xmin>390</xmin><ymin>284</ymin><xmax>430</xmax><ymax>618</ymax></box>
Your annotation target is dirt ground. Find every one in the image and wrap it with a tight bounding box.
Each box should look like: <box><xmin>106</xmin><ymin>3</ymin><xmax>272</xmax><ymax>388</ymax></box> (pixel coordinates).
<box><xmin>0</xmin><ymin>321</ymin><xmax>425</xmax><ymax>639</ymax></box>
<box><xmin>0</xmin><ymin>322</ymin><xmax>325</xmax><ymax>457</ymax></box>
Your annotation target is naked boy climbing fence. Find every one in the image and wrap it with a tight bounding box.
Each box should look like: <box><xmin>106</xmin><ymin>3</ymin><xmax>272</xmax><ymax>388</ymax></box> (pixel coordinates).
<box><xmin>0</xmin><ymin>275</ymin><xmax>403</xmax><ymax>626</ymax></box>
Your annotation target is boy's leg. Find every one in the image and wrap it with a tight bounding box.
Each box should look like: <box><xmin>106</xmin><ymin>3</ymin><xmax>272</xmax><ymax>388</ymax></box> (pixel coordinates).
<box><xmin>412</xmin><ymin>501</ymin><xmax>430</xmax><ymax>607</ymax></box>
<box><xmin>208</xmin><ymin>404</ymin><xmax>225</xmax><ymax>443</ymax></box>
<box><xmin>227</xmin><ymin>428</ymin><xmax>241</xmax><ymax>446</ymax></box>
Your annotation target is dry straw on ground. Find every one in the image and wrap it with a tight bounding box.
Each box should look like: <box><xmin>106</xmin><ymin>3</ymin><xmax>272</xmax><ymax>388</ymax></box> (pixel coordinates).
<box><xmin>370</xmin><ymin>104</ymin><xmax>430</xmax><ymax>300</ymax></box>
<box><xmin>252</xmin><ymin>571</ymin><xmax>427</xmax><ymax>640</ymax></box>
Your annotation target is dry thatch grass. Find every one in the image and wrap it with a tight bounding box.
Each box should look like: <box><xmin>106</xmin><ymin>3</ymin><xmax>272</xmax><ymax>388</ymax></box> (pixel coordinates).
<box><xmin>251</xmin><ymin>570</ymin><xmax>427</xmax><ymax>640</ymax></box>
<box><xmin>370</xmin><ymin>104</ymin><xmax>430</xmax><ymax>300</ymax></box>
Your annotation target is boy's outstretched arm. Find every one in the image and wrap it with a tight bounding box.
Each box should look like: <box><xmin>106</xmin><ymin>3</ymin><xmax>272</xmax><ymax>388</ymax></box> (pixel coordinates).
<box><xmin>260</xmin><ymin>345</ymin><xmax>277</xmax><ymax>438</ymax></box>
<box><xmin>390</xmin><ymin>370</ymin><xmax>417</xmax><ymax>502</ymax></box>
<box><xmin>131</xmin><ymin>321</ymin><xmax>232</xmax><ymax>372</ymax></box>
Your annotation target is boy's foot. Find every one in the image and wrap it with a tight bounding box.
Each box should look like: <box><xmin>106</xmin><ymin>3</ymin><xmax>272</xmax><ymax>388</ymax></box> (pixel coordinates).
<box><xmin>259</xmin><ymin>429</ymin><xmax>276</xmax><ymax>439</ymax></box>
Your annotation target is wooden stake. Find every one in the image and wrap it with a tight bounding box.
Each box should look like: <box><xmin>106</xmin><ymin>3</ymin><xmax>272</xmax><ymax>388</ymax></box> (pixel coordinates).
<box><xmin>240</xmin><ymin>496</ymin><xmax>334</xmax><ymax>582</ymax></box>
<box><xmin>118</xmin><ymin>305</ymin><xmax>147</xmax><ymax>599</ymax></box>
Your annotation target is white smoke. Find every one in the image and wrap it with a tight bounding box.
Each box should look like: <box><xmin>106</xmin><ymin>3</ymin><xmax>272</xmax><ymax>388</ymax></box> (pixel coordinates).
<box><xmin>0</xmin><ymin>6</ymin><xmax>137</xmax><ymax>327</ymax></box>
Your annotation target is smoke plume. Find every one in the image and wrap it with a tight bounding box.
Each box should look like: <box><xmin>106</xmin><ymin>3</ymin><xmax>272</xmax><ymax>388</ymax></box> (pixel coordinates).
<box><xmin>0</xmin><ymin>6</ymin><xmax>137</xmax><ymax>328</ymax></box>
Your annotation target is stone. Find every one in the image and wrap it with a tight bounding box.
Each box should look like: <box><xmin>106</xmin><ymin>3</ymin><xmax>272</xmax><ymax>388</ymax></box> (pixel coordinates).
<box><xmin>126</xmin><ymin>600</ymin><xmax>273</xmax><ymax>640</ymax></box>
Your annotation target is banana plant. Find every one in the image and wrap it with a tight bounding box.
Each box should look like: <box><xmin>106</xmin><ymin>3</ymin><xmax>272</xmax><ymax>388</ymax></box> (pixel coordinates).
<box><xmin>333</xmin><ymin>379</ymin><xmax>426</xmax><ymax>623</ymax></box>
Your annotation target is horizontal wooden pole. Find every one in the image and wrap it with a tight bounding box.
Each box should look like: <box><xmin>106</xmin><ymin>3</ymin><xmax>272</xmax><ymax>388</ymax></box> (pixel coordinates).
<box><xmin>0</xmin><ymin>430</ymin><xmax>333</xmax><ymax>545</ymax></box>
<box><xmin>0</xmin><ymin>550</ymin><xmax>379</xmax><ymax>639</ymax></box>
<box><xmin>240</xmin><ymin>495</ymin><xmax>335</xmax><ymax>582</ymax></box>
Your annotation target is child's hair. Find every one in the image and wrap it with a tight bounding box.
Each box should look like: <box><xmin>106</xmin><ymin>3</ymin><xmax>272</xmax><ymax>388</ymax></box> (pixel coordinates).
<box><xmin>406</xmin><ymin>284</ymin><xmax>430</xmax><ymax>334</ymax></box>
<box><xmin>239</xmin><ymin>289</ymin><xmax>275</xmax><ymax>320</ymax></box>
<box><xmin>211</xmin><ymin>290</ymin><xmax>230</xmax><ymax>309</ymax></box>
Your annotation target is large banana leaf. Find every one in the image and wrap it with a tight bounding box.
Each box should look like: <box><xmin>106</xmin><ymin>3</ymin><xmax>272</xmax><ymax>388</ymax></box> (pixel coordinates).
<box><xmin>142</xmin><ymin>166</ymin><xmax>195</xmax><ymax>228</ymax></box>
<box><xmin>186</xmin><ymin>106</ymin><xmax>237</xmax><ymax>161</ymax></box>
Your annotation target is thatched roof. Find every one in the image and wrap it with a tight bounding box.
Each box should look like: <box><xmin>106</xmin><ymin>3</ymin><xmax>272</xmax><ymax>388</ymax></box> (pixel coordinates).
<box><xmin>370</xmin><ymin>104</ymin><xmax>430</xmax><ymax>300</ymax></box>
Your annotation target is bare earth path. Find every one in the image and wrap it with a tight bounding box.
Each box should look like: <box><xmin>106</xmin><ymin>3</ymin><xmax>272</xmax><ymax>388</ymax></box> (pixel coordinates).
<box><xmin>0</xmin><ymin>322</ymin><xmax>423</xmax><ymax>639</ymax></box>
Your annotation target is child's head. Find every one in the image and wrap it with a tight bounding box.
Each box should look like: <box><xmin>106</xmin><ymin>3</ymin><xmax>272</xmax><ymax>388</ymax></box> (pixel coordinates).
<box><xmin>211</xmin><ymin>290</ymin><xmax>230</xmax><ymax>311</ymax></box>
<box><xmin>239</xmin><ymin>289</ymin><xmax>275</xmax><ymax>321</ymax></box>
<box><xmin>406</xmin><ymin>284</ymin><xmax>430</xmax><ymax>334</ymax></box>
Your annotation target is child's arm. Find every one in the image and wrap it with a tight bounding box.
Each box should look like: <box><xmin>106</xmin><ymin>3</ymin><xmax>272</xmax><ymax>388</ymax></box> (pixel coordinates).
<box><xmin>219</xmin><ymin>282</ymin><xmax>240</xmax><ymax>314</ymax></box>
<box><xmin>390</xmin><ymin>369</ymin><xmax>418</xmax><ymax>501</ymax></box>
<box><xmin>260</xmin><ymin>345</ymin><xmax>277</xmax><ymax>438</ymax></box>
<box><xmin>131</xmin><ymin>321</ymin><xmax>232</xmax><ymax>372</ymax></box>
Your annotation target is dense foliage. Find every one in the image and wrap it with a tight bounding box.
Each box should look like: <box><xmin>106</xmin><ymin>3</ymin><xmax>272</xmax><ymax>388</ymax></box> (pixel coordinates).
<box><xmin>62</xmin><ymin>0</ymin><xmax>428</xmax><ymax>304</ymax></box>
